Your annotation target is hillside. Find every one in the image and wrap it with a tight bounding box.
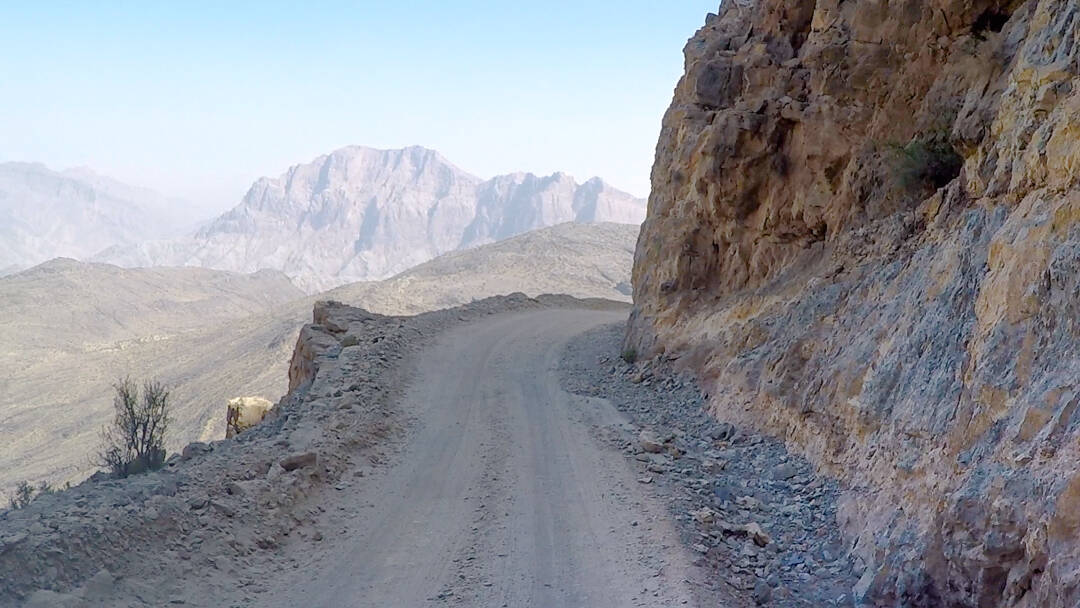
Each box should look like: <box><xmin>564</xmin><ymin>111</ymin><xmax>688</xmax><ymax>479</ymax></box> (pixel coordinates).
<box><xmin>0</xmin><ymin>163</ymin><xmax>192</xmax><ymax>270</ymax></box>
<box><xmin>95</xmin><ymin>146</ymin><xmax>645</xmax><ymax>292</ymax></box>
<box><xmin>0</xmin><ymin>262</ymin><xmax>304</xmax><ymax>493</ymax></box>
<box><xmin>0</xmin><ymin>258</ymin><xmax>302</xmax><ymax>360</ymax></box>
<box><xmin>0</xmin><ymin>222</ymin><xmax>637</xmax><ymax>494</ymax></box>
<box><xmin>628</xmin><ymin>2</ymin><xmax>1080</xmax><ymax>606</ymax></box>
<box><xmin>328</xmin><ymin>222</ymin><xmax>637</xmax><ymax>314</ymax></box>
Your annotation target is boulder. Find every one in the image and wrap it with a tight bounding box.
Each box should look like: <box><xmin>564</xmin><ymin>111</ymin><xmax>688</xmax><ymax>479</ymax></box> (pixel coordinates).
<box><xmin>638</xmin><ymin>429</ymin><xmax>665</xmax><ymax>453</ymax></box>
<box><xmin>226</xmin><ymin>396</ymin><xmax>275</xmax><ymax>438</ymax></box>
<box><xmin>279</xmin><ymin>452</ymin><xmax>318</xmax><ymax>472</ymax></box>
<box><xmin>180</xmin><ymin>442</ymin><xmax>212</xmax><ymax>461</ymax></box>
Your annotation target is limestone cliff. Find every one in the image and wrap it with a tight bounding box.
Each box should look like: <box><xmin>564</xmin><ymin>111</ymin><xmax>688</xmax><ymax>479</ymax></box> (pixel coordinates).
<box><xmin>629</xmin><ymin>1</ymin><xmax>1080</xmax><ymax>606</ymax></box>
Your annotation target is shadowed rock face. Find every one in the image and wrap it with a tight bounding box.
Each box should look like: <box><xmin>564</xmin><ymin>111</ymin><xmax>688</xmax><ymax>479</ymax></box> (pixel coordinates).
<box><xmin>629</xmin><ymin>1</ymin><xmax>1080</xmax><ymax>606</ymax></box>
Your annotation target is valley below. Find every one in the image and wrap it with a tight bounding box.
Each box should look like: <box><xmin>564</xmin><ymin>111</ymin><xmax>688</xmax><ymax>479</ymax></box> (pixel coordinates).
<box><xmin>0</xmin><ymin>222</ymin><xmax>638</xmax><ymax>494</ymax></box>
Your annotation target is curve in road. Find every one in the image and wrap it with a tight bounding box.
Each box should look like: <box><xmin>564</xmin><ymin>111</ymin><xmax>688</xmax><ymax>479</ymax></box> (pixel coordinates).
<box><xmin>263</xmin><ymin>309</ymin><xmax>703</xmax><ymax>607</ymax></box>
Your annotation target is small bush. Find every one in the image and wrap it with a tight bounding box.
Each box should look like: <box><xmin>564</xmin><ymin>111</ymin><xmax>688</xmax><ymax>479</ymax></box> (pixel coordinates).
<box><xmin>8</xmin><ymin>481</ymin><xmax>35</xmax><ymax>510</ymax></box>
<box><xmin>888</xmin><ymin>132</ymin><xmax>963</xmax><ymax>192</ymax></box>
<box><xmin>620</xmin><ymin>348</ymin><xmax>638</xmax><ymax>364</ymax></box>
<box><xmin>7</xmin><ymin>480</ymin><xmax>64</xmax><ymax>510</ymax></box>
<box><xmin>341</xmin><ymin>334</ymin><xmax>360</xmax><ymax>348</ymax></box>
<box><xmin>96</xmin><ymin>378</ymin><xmax>171</xmax><ymax>478</ymax></box>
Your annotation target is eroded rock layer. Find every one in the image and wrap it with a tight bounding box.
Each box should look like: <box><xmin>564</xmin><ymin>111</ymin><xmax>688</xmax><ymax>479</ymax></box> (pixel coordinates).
<box><xmin>629</xmin><ymin>1</ymin><xmax>1080</xmax><ymax>606</ymax></box>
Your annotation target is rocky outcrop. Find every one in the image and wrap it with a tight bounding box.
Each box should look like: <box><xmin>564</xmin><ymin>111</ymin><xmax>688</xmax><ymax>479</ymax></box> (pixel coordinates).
<box><xmin>629</xmin><ymin>2</ymin><xmax>1080</xmax><ymax>606</ymax></box>
<box><xmin>225</xmin><ymin>397</ymin><xmax>276</xmax><ymax>438</ymax></box>
<box><xmin>97</xmin><ymin>146</ymin><xmax>646</xmax><ymax>292</ymax></box>
<box><xmin>287</xmin><ymin>301</ymin><xmax>378</xmax><ymax>392</ymax></box>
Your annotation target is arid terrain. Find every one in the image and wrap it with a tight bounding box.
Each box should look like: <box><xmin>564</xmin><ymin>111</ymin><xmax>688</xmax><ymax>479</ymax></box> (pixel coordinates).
<box><xmin>1</xmin><ymin>296</ymin><xmax>855</xmax><ymax>608</ymax></box>
<box><xmin>0</xmin><ymin>222</ymin><xmax>638</xmax><ymax>494</ymax></box>
<box><xmin>629</xmin><ymin>1</ymin><xmax>1080</xmax><ymax>605</ymax></box>
<box><xmin>3</xmin><ymin>1</ymin><xmax>1079</xmax><ymax>607</ymax></box>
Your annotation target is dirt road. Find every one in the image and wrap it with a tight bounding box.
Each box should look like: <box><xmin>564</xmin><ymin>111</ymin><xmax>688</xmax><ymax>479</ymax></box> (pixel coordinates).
<box><xmin>261</xmin><ymin>309</ymin><xmax>703</xmax><ymax>607</ymax></box>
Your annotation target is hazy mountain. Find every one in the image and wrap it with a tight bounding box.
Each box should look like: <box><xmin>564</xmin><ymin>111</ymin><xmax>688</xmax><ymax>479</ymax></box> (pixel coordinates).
<box><xmin>95</xmin><ymin>146</ymin><xmax>645</xmax><ymax>292</ymax></box>
<box><xmin>0</xmin><ymin>163</ymin><xmax>194</xmax><ymax>270</ymax></box>
<box><xmin>0</xmin><ymin>222</ymin><xmax>636</xmax><ymax>492</ymax></box>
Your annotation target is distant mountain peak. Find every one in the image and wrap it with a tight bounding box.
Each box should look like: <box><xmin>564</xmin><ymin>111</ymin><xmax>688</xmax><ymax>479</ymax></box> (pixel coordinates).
<box><xmin>0</xmin><ymin>163</ymin><xmax>195</xmax><ymax>270</ymax></box>
<box><xmin>72</xmin><ymin>146</ymin><xmax>645</xmax><ymax>293</ymax></box>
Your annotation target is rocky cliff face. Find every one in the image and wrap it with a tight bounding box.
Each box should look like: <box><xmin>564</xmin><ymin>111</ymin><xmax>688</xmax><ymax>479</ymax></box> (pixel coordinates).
<box><xmin>98</xmin><ymin>146</ymin><xmax>645</xmax><ymax>292</ymax></box>
<box><xmin>629</xmin><ymin>2</ymin><xmax>1080</xmax><ymax>606</ymax></box>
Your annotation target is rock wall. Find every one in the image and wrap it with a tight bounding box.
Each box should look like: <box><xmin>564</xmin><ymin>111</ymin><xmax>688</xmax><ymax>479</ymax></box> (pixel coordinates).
<box><xmin>629</xmin><ymin>1</ymin><xmax>1080</xmax><ymax>606</ymax></box>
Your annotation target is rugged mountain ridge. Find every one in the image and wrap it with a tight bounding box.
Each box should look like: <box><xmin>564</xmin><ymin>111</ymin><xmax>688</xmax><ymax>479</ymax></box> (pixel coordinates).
<box><xmin>97</xmin><ymin>146</ymin><xmax>645</xmax><ymax>292</ymax></box>
<box><xmin>0</xmin><ymin>163</ymin><xmax>192</xmax><ymax>271</ymax></box>
<box><xmin>628</xmin><ymin>2</ymin><xmax>1080</xmax><ymax>607</ymax></box>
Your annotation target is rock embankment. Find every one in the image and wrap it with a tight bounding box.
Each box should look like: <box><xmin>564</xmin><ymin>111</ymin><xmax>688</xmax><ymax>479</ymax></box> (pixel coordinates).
<box><xmin>0</xmin><ymin>294</ymin><xmax>593</xmax><ymax>607</ymax></box>
<box><xmin>629</xmin><ymin>2</ymin><xmax>1080</xmax><ymax>606</ymax></box>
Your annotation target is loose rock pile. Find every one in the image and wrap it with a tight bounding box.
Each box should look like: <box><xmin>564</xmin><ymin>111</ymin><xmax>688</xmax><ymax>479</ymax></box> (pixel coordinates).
<box><xmin>560</xmin><ymin>323</ymin><xmax>858</xmax><ymax>606</ymax></box>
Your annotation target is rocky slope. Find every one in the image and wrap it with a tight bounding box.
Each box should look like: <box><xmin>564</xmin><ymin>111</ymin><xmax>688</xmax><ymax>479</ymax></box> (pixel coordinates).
<box><xmin>1</xmin><ymin>222</ymin><xmax>637</xmax><ymax>496</ymax></box>
<box><xmin>0</xmin><ymin>163</ymin><xmax>193</xmax><ymax>270</ymax></box>
<box><xmin>0</xmin><ymin>261</ymin><xmax>304</xmax><ymax>493</ymax></box>
<box><xmin>326</xmin><ymin>221</ymin><xmax>637</xmax><ymax>315</ymax></box>
<box><xmin>97</xmin><ymin>146</ymin><xmax>645</xmax><ymax>292</ymax></box>
<box><xmin>628</xmin><ymin>2</ymin><xmax>1080</xmax><ymax>606</ymax></box>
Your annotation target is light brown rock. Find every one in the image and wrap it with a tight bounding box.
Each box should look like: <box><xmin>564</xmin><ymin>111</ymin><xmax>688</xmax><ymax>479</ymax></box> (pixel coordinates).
<box><xmin>225</xmin><ymin>397</ymin><xmax>275</xmax><ymax>438</ymax></box>
<box><xmin>638</xmin><ymin>430</ymin><xmax>665</xmax><ymax>454</ymax></box>
<box><xmin>279</xmin><ymin>452</ymin><xmax>318</xmax><ymax>472</ymax></box>
<box><xmin>628</xmin><ymin>2</ymin><xmax>1080</xmax><ymax>606</ymax></box>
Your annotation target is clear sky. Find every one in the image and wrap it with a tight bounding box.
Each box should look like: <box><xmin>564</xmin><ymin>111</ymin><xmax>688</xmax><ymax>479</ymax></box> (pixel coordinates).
<box><xmin>0</xmin><ymin>1</ymin><xmax>718</xmax><ymax>216</ymax></box>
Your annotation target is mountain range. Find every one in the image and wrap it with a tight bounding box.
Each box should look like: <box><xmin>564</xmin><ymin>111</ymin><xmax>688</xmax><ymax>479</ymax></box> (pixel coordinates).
<box><xmin>0</xmin><ymin>162</ymin><xmax>196</xmax><ymax>274</ymax></box>
<box><xmin>82</xmin><ymin>146</ymin><xmax>644</xmax><ymax>291</ymax></box>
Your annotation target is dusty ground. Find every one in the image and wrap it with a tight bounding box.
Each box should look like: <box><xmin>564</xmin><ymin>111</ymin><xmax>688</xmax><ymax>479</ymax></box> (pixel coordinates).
<box><xmin>5</xmin><ymin>299</ymin><xmax>861</xmax><ymax>606</ymax></box>
<box><xmin>254</xmin><ymin>309</ymin><xmax>731</xmax><ymax>607</ymax></box>
<box><xmin>2</xmin><ymin>298</ymin><xmax>740</xmax><ymax>607</ymax></box>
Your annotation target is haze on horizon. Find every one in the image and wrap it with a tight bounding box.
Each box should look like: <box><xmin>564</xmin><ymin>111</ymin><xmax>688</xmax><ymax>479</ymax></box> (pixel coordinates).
<box><xmin>0</xmin><ymin>1</ymin><xmax>719</xmax><ymax>217</ymax></box>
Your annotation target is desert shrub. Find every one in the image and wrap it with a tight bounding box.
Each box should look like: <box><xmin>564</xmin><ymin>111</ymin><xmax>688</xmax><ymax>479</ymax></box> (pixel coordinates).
<box><xmin>7</xmin><ymin>480</ymin><xmax>66</xmax><ymax>510</ymax></box>
<box><xmin>8</xmin><ymin>481</ymin><xmax>35</xmax><ymax>510</ymax></box>
<box><xmin>96</xmin><ymin>378</ymin><xmax>171</xmax><ymax>478</ymax></box>
<box><xmin>620</xmin><ymin>348</ymin><xmax>638</xmax><ymax>364</ymax></box>
<box><xmin>341</xmin><ymin>334</ymin><xmax>360</xmax><ymax>348</ymax></box>
<box><xmin>888</xmin><ymin>132</ymin><xmax>963</xmax><ymax>192</ymax></box>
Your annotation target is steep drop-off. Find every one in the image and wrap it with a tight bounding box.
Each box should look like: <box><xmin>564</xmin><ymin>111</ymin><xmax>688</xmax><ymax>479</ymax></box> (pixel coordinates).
<box><xmin>628</xmin><ymin>2</ymin><xmax>1080</xmax><ymax>606</ymax></box>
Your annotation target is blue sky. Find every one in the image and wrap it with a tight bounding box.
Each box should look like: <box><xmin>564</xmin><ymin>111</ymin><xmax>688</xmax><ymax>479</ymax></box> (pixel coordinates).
<box><xmin>0</xmin><ymin>1</ymin><xmax>718</xmax><ymax>216</ymax></box>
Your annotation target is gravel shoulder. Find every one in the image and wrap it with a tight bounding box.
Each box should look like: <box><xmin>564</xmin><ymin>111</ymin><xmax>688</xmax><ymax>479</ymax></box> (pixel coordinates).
<box><xmin>558</xmin><ymin>323</ymin><xmax>859</xmax><ymax>607</ymax></box>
